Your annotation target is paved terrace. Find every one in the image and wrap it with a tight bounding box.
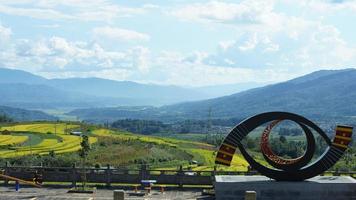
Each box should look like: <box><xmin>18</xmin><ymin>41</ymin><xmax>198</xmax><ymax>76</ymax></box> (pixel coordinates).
<box><xmin>0</xmin><ymin>186</ymin><xmax>213</xmax><ymax>200</ymax></box>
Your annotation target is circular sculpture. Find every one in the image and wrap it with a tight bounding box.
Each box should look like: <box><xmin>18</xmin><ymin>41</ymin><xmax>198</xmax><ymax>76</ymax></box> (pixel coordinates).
<box><xmin>260</xmin><ymin>120</ymin><xmax>315</xmax><ymax>171</ymax></box>
<box><xmin>215</xmin><ymin>112</ymin><xmax>353</xmax><ymax>181</ymax></box>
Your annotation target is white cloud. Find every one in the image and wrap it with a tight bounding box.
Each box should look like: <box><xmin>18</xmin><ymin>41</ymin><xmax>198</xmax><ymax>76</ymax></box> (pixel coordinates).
<box><xmin>284</xmin><ymin>0</ymin><xmax>356</xmax><ymax>12</ymax></box>
<box><xmin>208</xmin><ymin>21</ymin><xmax>356</xmax><ymax>73</ymax></box>
<box><xmin>219</xmin><ymin>40</ymin><xmax>235</xmax><ymax>51</ymax></box>
<box><xmin>0</xmin><ymin>28</ymin><xmax>297</xmax><ymax>86</ymax></box>
<box><xmin>142</xmin><ymin>51</ymin><xmax>296</xmax><ymax>86</ymax></box>
<box><xmin>182</xmin><ymin>51</ymin><xmax>209</xmax><ymax>65</ymax></box>
<box><xmin>2</xmin><ymin>26</ymin><xmax>354</xmax><ymax>87</ymax></box>
<box><xmin>1</xmin><ymin>0</ymin><xmax>356</xmax><ymax>87</ymax></box>
<box><xmin>36</xmin><ymin>24</ymin><xmax>60</xmax><ymax>28</ymax></box>
<box><xmin>171</xmin><ymin>0</ymin><xmax>276</xmax><ymax>25</ymax></box>
<box><xmin>0</xmin><ymin>24</ymin><xmax>12</xmax><ymax>37</ymax></box>
<box><xmin>0</xmin><ymin>23</ymin><xmax>12</xmax><ymax>50</ymax></box>
<box><xmin>0</xmin><ymin>4</ymin><xmax>73</xmax><ymax>20</ymax></box>
<box><xmin>0</xmin><ymin>1</ymin><xmax>152</xmax><ymax>22</ymax></box>
<box><xmin>293</xmin><ymin>24</ymin><xmax>356</xmax><ymax>69</ymax></box>
<box><xmin>0</xmin><ymin>33</ymin><xmax>153</xmax><ymax>79</ymax></box>
<box><xmin>169</xmin><ymin>0</ymin><xmax>356</xmax><ymax>74</ymax></box>
<box><xmin>169</xmin><ymin>1</ymin><xmax>316</xmax><ymax>41</ymax></box>
<box><xmin>92</xmin><ymin>27</ymin><xmax>150</xmax><ymax>42</ymax></box>
<box><xmin>238</xmin><ymin>33</ymin><xmax>258</xmax><ymax>51</ymax></box>
<box><xmin>39</xmin><ymin>68</ymin><xmax>132</xmax><ymax>81</ymax></box>
<box><xmin>127</xmin><ymin>46</ymin><xmax>150</xmax><ymax>73</ymax></box>
<box><xmin>0</xmin><ymin>23</ymin><xmax>11</xmax><ymax>37</ymax></box>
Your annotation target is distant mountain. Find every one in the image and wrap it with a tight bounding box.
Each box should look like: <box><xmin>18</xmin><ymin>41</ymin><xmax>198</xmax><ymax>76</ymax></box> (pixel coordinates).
<box><xmin>0</xmin><ymin>68</ymin><xmax>218</xmax><ymax>108</ymax></box>
<box><xmin>0</xmin><ymin>82</ymin><xmax>149</xmax><ymax>109</ymax></box>
<box><xmin>47</xmin><ymin>78</ymin><xmax>207</xmax><ymax>105</ymax></box>
<box><xmin>0</xmin><ymin>68</ymin><xmax>46</xmax><ymax>84</ymax></box>
<box><xmin>195</xmin><ymin>82</ymin><xmax>266</xmax><ymax>98</ymax></box>
<box><xmin>0</xmin><ymin>106</ymin><xmax>57</xmax><ymax>121</ymax></box>
<box><xmin>68</xmin><ymin>68</ymin><xmax>356</xmax><ymax>122</ymax></box>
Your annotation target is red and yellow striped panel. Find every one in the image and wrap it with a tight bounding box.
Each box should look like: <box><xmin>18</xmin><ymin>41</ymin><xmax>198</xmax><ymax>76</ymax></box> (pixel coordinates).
<box><xmin>332</xmin><ymin>125</ymin><xmax>353</xmax><ymax>150</ymax></box>
<box><xmin>215</xmin><ymin>143</ymin><xmax>236</xmax><ymax>166</ymax></box>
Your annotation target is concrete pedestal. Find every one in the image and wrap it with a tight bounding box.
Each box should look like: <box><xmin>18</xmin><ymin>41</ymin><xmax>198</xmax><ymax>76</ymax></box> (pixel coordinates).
<box><xmin>214</xmin><ymin>175</ymin><xmax>356</xmax><ymax>200</ymax></box>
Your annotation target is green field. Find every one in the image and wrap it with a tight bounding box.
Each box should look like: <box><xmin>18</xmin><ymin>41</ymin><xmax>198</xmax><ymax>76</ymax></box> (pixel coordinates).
<box><xmin>0</xmin><ymin>122</ymin><xmax>250</xmax><ymax>171</ymax></box>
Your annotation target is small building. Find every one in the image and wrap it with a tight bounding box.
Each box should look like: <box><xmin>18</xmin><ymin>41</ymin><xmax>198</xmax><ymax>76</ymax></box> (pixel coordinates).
<box><xmin>191</xmin><ymin>160</ymin><xmax>198</xmax><ymax>165</ymax></box>
<box><xmin>70</xmin><ymin>131</ymin><xmax>82</xmax><ymax>136</ymax></box>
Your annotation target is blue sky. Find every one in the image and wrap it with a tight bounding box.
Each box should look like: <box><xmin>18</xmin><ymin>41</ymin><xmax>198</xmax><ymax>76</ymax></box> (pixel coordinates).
<box><xmin>0</xmin><ymin>0</ymin><xmax>355</xmax><ymax>86</ymax></box>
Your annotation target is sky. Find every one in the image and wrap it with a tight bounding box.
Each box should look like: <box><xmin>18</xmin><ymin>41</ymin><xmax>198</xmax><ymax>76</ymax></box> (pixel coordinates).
<box><xmin>0</xmin><ymin>0</ymin><xmax>355</xmax><ymax>87</ymax></box>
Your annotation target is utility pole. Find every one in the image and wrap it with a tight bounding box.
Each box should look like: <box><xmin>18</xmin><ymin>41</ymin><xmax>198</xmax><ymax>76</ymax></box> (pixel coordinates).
<box><xmin>208</xmin><ymin>107</ymin><xmax>212</xmax><ymax>133</ymax></box>
<box><xmin>206</xmin><ymin>107</ymin><xmax>213</xmax><ymax>143</ymax></box>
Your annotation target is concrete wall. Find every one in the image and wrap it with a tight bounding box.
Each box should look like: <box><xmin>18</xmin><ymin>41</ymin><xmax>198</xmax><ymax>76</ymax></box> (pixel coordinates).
<box><xmin>214</xmin><ymin>175</ymin><xmax>356</xmax><ymax>200</ymax></box>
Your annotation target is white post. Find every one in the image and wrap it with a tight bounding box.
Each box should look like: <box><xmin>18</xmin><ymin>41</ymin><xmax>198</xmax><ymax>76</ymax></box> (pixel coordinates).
<box><xmin>245</xmin><ymin>191</ymin><xmax>256</xmax><ymax>200</ymax></box>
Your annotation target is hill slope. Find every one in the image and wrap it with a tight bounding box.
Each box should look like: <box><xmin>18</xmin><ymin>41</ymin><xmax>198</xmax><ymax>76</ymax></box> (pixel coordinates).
<box><xmin>68</xmin><ymin>68</ymin><xmax>356</xmax><ymax>122</ymax></box>
<box><xmin>0</xmin><ymin>106</ymin><xmax>57</xmax><ymax>121</ymax></box>
<box><xmin>160</xmin><ymin>68</ymin><xmax>356</xmax><ymax>119</ymax></box>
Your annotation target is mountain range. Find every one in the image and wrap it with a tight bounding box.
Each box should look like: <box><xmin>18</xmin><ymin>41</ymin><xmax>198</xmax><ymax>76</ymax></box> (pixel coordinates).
<box><xmin>0</xmin><ymin>68</ymin><xmax>260</xmax><ymax>109</ymax></box>
<box><xmin>1</xmin><ymin>67</ymin><xmax>356</xmax><ymax>123</ymax></box>
<box><xmin>68</xmin><ymin>68</ymin><xmax>356</xmax><ymax>122</ymax></box>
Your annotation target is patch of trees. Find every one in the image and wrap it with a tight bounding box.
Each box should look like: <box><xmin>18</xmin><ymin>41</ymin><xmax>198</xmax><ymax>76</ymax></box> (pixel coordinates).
<box><xmin>257</xmin><ymin>136</ymin><xmax>305</xmax><ymax>158</ymax></box>
<box><xmin>270</xmin><ymin>136</ymin><xmax>305</xmax><ymax>158</ymax></box>
<box><xmin>242</xmin><ymin>135</ymin><xmax>331</xmax><ymax>159</ymax></box>
<box><xmin>278</xmin><ymin>127</ymin><xmax>302</xmax><ymax>136</ymax></box>
<box><xmin>111</xmin><ymin>119</ymin><xmax>169</xmax><ymax>134</ymax></box>
<box><xmin>0</xmin><ymin>114</ymin><xmax>12</xmax><ymax>123</ymax></box>
<box><xmin>110</xmin><ymin>118</ymin><xmax>244</xmax><ymax>135</ymax></box>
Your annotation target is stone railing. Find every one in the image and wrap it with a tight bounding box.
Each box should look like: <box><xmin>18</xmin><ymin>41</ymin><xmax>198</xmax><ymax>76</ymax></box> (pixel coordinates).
<box><xmin>0</xmin><ymin>165</ymin><xmax>355</xmax><ymax>187</ymax></box>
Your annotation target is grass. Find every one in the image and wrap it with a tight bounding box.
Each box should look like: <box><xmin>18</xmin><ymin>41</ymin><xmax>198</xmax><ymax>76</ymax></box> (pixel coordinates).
<box><xmin>92</xmin><ymin>128</ymin><xmax>249</xmax><ymax>171</ymax></box>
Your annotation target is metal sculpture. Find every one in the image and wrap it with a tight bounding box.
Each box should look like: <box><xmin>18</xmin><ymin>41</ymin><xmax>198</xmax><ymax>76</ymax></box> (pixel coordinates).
<box><xmin>215</xmin><ymin>112</ymin><xmax>353</xmax><ymax>181</ymax></box>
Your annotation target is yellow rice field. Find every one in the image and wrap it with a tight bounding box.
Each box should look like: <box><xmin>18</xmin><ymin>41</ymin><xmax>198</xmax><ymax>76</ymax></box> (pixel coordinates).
<box><xmin>0</xmin><ymin>123</ymin><xmax>96</xmax><ymax>158</ymax></box>
<box><xmin>0</xmin><ymin>135</ymin><xmax>28</xmax><ymax>146</ymax></box>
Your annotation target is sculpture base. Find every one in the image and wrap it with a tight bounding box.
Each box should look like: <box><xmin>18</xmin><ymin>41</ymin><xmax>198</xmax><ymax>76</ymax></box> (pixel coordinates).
<box><xmin>214</xmin><ymin>175</ymin><xmax>356</xmax><ymax>200</ymax></box>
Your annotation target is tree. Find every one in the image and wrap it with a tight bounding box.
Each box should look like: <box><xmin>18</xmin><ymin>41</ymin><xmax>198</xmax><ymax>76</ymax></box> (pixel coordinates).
<box><xmin>79</xmin><ymin>135</ymin><xmax>90</xmax><ymax>159</ymax></box>
<box><xmin>279</xmin><ymin>136</ymin><xmax>287</xmax><ymax>143</ymax></box>
<box><xmin>78</xmin><ymin>135</ymin><xmax>90</xmax><ymax>190</ymax></box>
<box><xmin>246</xmin><ymin>137</ymin><xmax>257</xmax><ymax>150</ymax></box>
<box><xmin>49</xmin><ymin>150</ymin><xmax>55</xmax><ymax>158</ymax></box>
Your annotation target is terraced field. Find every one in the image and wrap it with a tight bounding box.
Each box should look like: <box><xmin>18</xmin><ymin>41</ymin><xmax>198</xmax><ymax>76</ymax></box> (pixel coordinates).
<box><xmin>0</xmin><ymin>123</ymin><xmax>97</xmax><ymax>158</ymax></box>
<box><xmin>0</xmin><ymin>135</ymin><xmax>28</xmax><ymax>146</ymax></box>
<box><xmin>0</xmin><ymin>123</ymin><xmax>250</xmax><ymax>171</ymax></box>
